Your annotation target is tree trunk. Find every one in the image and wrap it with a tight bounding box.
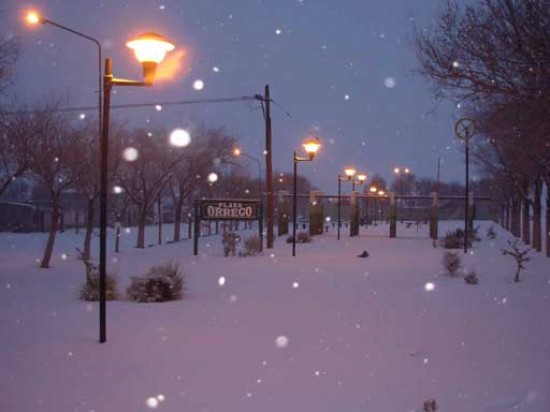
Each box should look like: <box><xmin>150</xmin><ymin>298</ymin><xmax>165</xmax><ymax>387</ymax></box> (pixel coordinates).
<box><xmin>532</xmin><ymin>179</ymin><xmax>542</xmax><ymax>252</ymax></box>
<box><xmin>522</xmin><ymin>193</ymin><xmax>530</xmax><ymax>245</ymax></box>
<box><xmin>137</xmin><ymin>212</ymin><xmax>147</xmax><ymax>249</ymax></box>
<box><xmin>173</xmin><ymin>195</ymin><xmax>184</xmax><ymax>242</ymax></box>
<box><xmin>83</xmin><ymin>197</ymin><xmax>95</xmax><ymax>261</ymax></box>
<box><xmin>41</xmin><ymin>194</ymin><xmax>60</xmax><ymax>268</ymax></box>
<box><xmin>546</xmin><ymin>186</ymin><xmax>550</xmax><ymax>258</ymax></box>
<box><xmin>504</xmin><ymin>199</ymin><xmax>510</xmax><ymax>231</ymax></box>
<box><xmin>115</xmin><ymin>221</ymin><xmax>121</xmax><ymax>253</ymax></box>
<box><xmin>511</xmin><ymin>196</ymin><xmax>521</xmax><ymax>238</ymax></box>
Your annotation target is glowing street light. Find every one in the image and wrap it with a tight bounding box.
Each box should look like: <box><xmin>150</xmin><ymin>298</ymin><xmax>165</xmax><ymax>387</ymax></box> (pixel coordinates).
<box><xmin>337</xmin><ymin>166</ymin><xmax>357</xmax><ymax>241</ymax></box>
<box><xmin>292</xmin><ymin>137</ymin><xmax>321</xmax><ymax>256</ymax></box>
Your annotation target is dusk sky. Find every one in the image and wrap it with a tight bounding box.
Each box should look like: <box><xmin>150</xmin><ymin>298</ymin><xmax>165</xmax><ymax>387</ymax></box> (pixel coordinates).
<box><xmin>4</xmin><ymin>0</ymin><xmax>470</xmax><ymax>193</ymax></box>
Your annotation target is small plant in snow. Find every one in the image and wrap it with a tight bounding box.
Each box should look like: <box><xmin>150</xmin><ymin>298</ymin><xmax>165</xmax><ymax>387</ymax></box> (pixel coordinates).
<box><xmin>464</xmin><ymin>270</ymin><xmax>479</xmax><ymax>285</ymax></box>
<box><xmin>76</xmin><ymin>248</ymin><xmax>118</xmax><ymax>301</ymax></box>
<box><xmin>127</xmin><ymin>261</ymin><xmax>185</xmax><ymax>302</ymax></box>
<box><xmin>221</xmin><ymin>232</ymin><xmax>240</xmax><ymax>257</ymax></box>
<box><xmin>442</xmin><ymin>251</ymin><xmax>461</xmax><ymax>277</ymax></box>
<box><xmin>297</xmin><ymin>232</ymin><xmax>312</xmax><ymax>243</ymax></box>
<box><xmin>501</xmin><ymin>239</ymin><xmax>531</xmax><ymax>283</ymax></box>
<box><xmin>423</xmin><ymin>398</ymin><xmax>438</xmax><ymax>411</ymax></box>
<box><xmin>239</xmin><ymin>234</ymin><xmax>262</xmax><ymax>256</ymax></box>
<box><xmin>486</xmin><ymin>226</ymin><xmax>497</xmax><ymax>239</ymax></box>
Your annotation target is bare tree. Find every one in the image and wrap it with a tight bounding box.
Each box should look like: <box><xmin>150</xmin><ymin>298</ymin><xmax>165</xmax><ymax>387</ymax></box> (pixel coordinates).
<box><xmin>0</xmin><ymin>22</ymin><xmax>18</xmax><ymax>97</ymax></box>
<box><xmin>27</xmin><ymin>104</ymin><xmax>88</xmax><ymax>267</ymax></box>
<box><xmin>114</xmin><ymin>128</ymin><xmax>186</xmax><ymax>248</ymax></box>
<box><xmin>0</xmin><ymin>106</ymin><xmax>38</xmax><ymax>196</ymax></box>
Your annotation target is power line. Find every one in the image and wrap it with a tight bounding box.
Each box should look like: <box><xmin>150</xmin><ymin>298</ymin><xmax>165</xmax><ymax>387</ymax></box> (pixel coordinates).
<box><xmin>2</xmin><ymin>95</ymin><xmax>263</xmax><ymax>115</ymax></box>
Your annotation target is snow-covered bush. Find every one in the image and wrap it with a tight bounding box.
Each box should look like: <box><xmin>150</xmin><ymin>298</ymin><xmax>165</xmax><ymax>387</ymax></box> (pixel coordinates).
<box><xmin>423</xmin><ymin>398</ymin><xmax>438</xmax><ymax>411</ymax></box>
<box><xmin>287</xmin><ymin>232</ymin><xmax>312</xmax><ymax>244</ymax></box>
<box><xmin>501</xmin><ymin>240</ymin><xmax>531</xmax><ymax>283</ymax></box>
<box><xmin>222</xmin><ymin>232</ymin><xmax>240</xmax><ymax>257</ymax></box>
<box><xmin>239</xmin><ymin>234</ymin><xmax>262</xmax><ymax>256</ymax></box>
<box><xmin>79</xmin><ymin>272</ymin><xmax>119</xmax><ymax>301</ymax></box>
<box><xmin>486</xmin><ymin>226</ymin><xmax>496</xmax><ymax>239</ymax></box>
<box><xmin>127</xmin><ymin>262</ymin><xmax>185</xmax><ymax>302</ymax></box>
<box><xmin>77</xmin><ymin>247</ymin><xmax>119</xmax><ymax>301</ymax></box>
<box><xmin>464</xmin><ymin>271</ymin><xmax>479</xmax><ymax>285</ymax></box>
<box><xmin>443</xmin><ymin>251</ymin><xmax>461</xmax><ymax>276</ymax></box>
<box><xmin>441</xmin><ymin>228</ymin><xmax>472</xmax><ymax>249</ymax></box>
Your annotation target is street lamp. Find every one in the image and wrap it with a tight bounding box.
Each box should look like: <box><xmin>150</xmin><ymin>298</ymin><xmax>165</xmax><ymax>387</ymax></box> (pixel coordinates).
<box><xmin>455</xmin><ymin>118</ymin><xmax>477</xmax><ymax>254</ymax></box>
<box><xmin>352</xmin><ymin>173</ymin><xmax>367</xmax><ymax>191</ymax></box>
<box><xmin>96</xmin><ymin>32</ymin><xmax>175</xmax><ymax>343</ymax></box>
<box><xmin>25</xmin><ymin>10</ymin><xmax>103</xmax><ymax>177</ymax></box>
<box><xmin>292</xmin><ymin>137</ymin><xmax>321</xmax><ymax>256</ymax></box>
<box><xmin>233</xmin><ymin>147</ymin><xmax>263</xmax><ymax>251</ymax></box>
<box><xmin>337</xmin><ymin>167</ymin><xmax>356</xmax><ymax>241</ymax></box>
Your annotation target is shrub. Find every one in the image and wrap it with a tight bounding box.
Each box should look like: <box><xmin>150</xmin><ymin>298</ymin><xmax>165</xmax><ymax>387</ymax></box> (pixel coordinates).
<box><xmin>297</xmin><ymin>232</ymin><xmax>312</xmax><ymax>243</ymax></box>
<box><xmin>239</xmin><ymin>234</ymin><xmax>262</xmax><ymax>256</ymax></box>
<box><xmin>76</xmin><ymin>247</ymin><xmax>118</xmax><ymax>301</ymax></box>
<box><xmin>486</xmin><ymin>226</ymin><xmax>497</xmax><ymax>239</ymax></box>
<box><xmin>443</xmin><ymin>251</ymin><xmax>461</xmax><ymax>276</ymax></box>
<box><xmin>127</xmin><ymin>261</ymin><xmax>185</xmax><ymax>302</ymax></box>
<box><xmin>441</xmin><ymin>228</ymin><xmax>472</xmax><ymax>249</ymax></box>
<box><xmin>464</xmin><ymin>271</ymin><xmax>479</xmax><ymax>285</ymax></box>
<box><xmin>221</xmin><ymin>232</ymin><xmax>240</xmax><ymax>257</ymax></box>
<box><xmin>79</xmin><ymin>272</ymin><xmax>119</xmax><ymax>301</ymax></box>
<box><xmin>501</xmin><ymin>240</ymin><xmax>531</xmax><ymax>283</ymax></box>
<box><xmin>286</xmin><ymin>235</ymin><xmax>294</xmax><ymax>244</ymax></box>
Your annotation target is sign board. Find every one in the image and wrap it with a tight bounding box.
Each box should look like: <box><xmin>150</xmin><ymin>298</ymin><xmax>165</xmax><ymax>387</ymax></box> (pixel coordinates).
<box><xmin>193</xmin><ymin>198</ymin><xmax>263</xmax><ymax>256</ymax></box>
<box><xmin>197</xmin><ymin>199</ymin><xmax>260</xmax><ymax>221</ymax></box>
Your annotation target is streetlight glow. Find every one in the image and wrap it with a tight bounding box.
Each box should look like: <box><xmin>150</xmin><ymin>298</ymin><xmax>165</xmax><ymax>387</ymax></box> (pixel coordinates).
<box><xmin>26</xmin><ymin>11</ymin><xmax>42</xmax><ymax>25</ymax></box>
<box><xmin>302</xmin><ymin>137</ymin><xmax>321</xmax><ymax>159</ymax></box>
<box><xmin>357</xmin><ymin>173</ymin><xmax>367</xmax><ymax>183</ymax></box>
<box><xmin>370</xmin><ymin>186</ymin><xmax>377</xmax><ymax>193</ymax></box>
<box><xmin>126</xmin><ymin>32</ymin><xmax>175</xmax><ymax>64</ymax></box>
<box><xmin>344</xmin><ymin>167</ymin><xmax>356</xmax><ymax>179</ymax></box>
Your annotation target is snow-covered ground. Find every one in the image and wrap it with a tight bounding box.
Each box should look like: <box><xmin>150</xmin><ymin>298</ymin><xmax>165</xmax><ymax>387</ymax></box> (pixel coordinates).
<box><xmin>1</xmin><ymin>221</ymin><xmax>549</xmax><ymax>412</ymax></box>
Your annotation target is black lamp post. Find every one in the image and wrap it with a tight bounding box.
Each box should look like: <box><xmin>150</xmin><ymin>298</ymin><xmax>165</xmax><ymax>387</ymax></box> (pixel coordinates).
<box><xmin>97</xmin><ymin>33</ymin><xmax>175</xmax><ymax>342</ymax></box>
<box><xmin>455</xmin><ymin>118</ymin><xmax>477</xmax><ymax>254</ymax></box>
<box><xmin>292</xmin><ymin>137</ymin><xmax>321</xmax><ymax>256</ymax></box>
<box><xmin>337</xmin><ymin>167</ymin><xmax>356</xmax><ymax>240</ymax></box>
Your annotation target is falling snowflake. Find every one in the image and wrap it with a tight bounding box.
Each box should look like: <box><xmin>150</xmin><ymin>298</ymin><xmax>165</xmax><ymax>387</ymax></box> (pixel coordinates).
<box><xmin>193</xmin><ymin>79</ymin><xmax>204</xmax><ymax>90</ymax></box>
<box><xmin>208</xmin><ymin>173</ymin><xmax>218</xmax><ymax>183</ymax></box>
<box><xmin>424</xmin><ymin>282</ymin><xmax>435</xmax><ymax>292</ymax></box>
<box><xmin>212</xmin><ymin>66</ymin><xmax>220</xmax><ymax>73</ymax></box>
<box><xmin>384</xmin><ymin>77</ymin><xmax>396</xmax><ymax>88</ymax></box>
<box><xmin>169</xmin><ymin>129</ymin><xmax>191</xmax><ymax>147</ymax></box>
<box><xmin>292</xmin><ymin>281</ymin><xmax>300</xmax><ymax>289</ymax></box>
<box><xmin>218</xmin><ymin>276</ymin><xmax>226</xmax><ymax>286</ymax></box>
<box><xmin>122</xmin><ymin>147</ymin><xmax>139</xmax><ymax>162</ymax></box>
<box><xmin>275</xmin><ymin>335</ymin><xmax>289</xmax><ymax>348</ymax></box>
<box><xmin>79</xmin><ymin>113</ymin><xmax>86</xmax><ymax>120</ymax></box>
<box><xmin>155</xmin><ymin>104</ymin><xmax>162</xmax><ymax>112</ymax></box>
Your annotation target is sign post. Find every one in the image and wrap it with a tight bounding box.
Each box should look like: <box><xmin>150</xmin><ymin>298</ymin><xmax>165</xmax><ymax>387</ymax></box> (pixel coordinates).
<box><xmin>193</xmin><ymin>199</ymin><xmax>262</xmax><ymax>255</ymax></box>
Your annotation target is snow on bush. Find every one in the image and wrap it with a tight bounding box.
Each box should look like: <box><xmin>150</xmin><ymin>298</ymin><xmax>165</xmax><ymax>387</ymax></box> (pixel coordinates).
<box><xmin>443</xmin><ymin>251</ymin><xmax>461</xmax><ymax>277</ymax></box>
<box><xmin>79</xmin><ymin>272</ymin><xmax>119</xmax><ymax>301</ymax></box>
<box><xmin>127</xmin><ymin>261</ymin><xmax>185</xmax><ymax>303</ymax></box>
<box><xmin>239</xmin><ymin>234</ymin><xmax>262</xmax><ymax>256</ymax></box>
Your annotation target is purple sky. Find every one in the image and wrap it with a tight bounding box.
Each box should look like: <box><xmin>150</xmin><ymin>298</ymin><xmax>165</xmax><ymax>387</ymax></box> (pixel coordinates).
<box><xmin>4</xmin><ymin>0</ymin><xmax>471</xmax><ymax>193</ymax></box>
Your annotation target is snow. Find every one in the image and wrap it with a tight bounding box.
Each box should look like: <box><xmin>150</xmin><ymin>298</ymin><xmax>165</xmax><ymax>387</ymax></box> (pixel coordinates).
<box><xmin>1</xmin><ymin>221</ymin><xmax>549</xmax><ymax>411</ymax></box>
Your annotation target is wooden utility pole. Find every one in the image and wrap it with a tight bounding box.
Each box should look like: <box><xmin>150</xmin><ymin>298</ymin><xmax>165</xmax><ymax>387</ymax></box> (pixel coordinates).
<box><xmin>264</xmin><ymin>85</ymin><xmax>274</xmax><ymax>249</ymax></box>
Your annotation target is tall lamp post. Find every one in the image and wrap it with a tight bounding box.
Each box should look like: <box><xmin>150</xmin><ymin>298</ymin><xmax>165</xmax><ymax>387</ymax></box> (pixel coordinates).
<box><xmin>292</xmin><ymin>137</ymin><xmax>321</xmax><ymax>256</ymax></box>
<box><xmin>455</xmin><ymin>118</ymin><xmax>477</xmax><ymax>254</ymax></box>
<box><xmin>97</xmin><ymin>33</ymin><xmax>175</xmax><ymax>343</ymax></box>
<box><xmin>337</xmin><ymin>167</ymin><xmax>356</xmax><ymax>240</ymax></box>
<box><xmin>234</xmin><ymin>147</ymin><xmax>263</xmax><ymax>251</ymax></box>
